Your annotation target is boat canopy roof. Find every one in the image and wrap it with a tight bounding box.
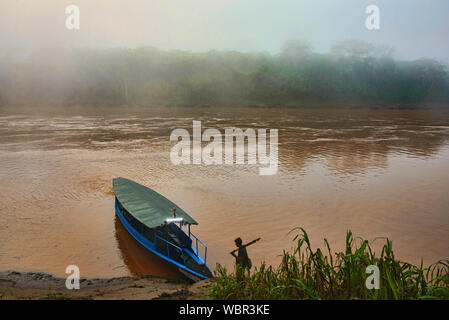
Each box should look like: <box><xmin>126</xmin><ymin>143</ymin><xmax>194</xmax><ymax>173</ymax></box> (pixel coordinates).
<box><xmin>113</xmin><ymin>178</ymin><xmax>198</xmax><ymax>229</ymax></box>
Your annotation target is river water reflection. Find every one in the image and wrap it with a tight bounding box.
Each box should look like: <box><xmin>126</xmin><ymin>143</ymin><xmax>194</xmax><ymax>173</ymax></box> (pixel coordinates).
<box><xmin>0</xmin><ymin>107</ymin><xmax>448</xmax><ymax>277</ymax></box>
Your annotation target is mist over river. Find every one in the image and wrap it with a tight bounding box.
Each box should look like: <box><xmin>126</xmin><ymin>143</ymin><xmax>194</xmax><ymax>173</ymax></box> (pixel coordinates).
<box><xmin>0</xmin><ymin>107</ymin><xmax>448</xmax><ymax>278</ymax></box>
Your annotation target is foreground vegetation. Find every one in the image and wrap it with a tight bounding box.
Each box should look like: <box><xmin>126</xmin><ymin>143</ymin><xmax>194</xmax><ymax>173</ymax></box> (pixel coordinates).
<box><xmin>1</xmin><ymin>40</ymin><xmax>448</xmax><ymax>108</ymax></box>
<box><xmin>209</xmin><ymin>228</ymin><xmax>449</xmax><ymax>300</ymax></box>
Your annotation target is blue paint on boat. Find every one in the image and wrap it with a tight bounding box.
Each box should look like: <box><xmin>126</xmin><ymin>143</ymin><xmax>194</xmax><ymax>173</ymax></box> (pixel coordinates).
<box><xmin>115</xmin><ymin>198</ymin><xmax>212</xmax><ymax>281</ymax></box>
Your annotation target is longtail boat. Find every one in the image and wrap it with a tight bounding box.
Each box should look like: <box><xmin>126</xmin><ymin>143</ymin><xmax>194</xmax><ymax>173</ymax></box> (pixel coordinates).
<box><xmin>113</xmin><ymin>178</ymin><xmax>213</xmax><ymax>281</ymax></box>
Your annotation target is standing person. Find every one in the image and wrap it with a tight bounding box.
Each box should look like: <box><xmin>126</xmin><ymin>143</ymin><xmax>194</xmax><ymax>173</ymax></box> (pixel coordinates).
<box><xmin>231</xmin><ymin>237</ymin><xmax>251</xmax><ymax>281</ymax></box>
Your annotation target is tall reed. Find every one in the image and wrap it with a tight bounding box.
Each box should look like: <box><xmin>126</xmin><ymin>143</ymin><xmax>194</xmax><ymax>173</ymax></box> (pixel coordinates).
<box><xmin>209</xmin><ymin>228</ymin><xmax>449</xmax><ymax>300</ymax></box>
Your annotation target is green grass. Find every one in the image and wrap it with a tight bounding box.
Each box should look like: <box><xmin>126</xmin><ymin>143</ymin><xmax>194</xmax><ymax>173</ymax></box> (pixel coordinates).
<box><xmin>44</xmin><ymin>293</ymin><xmax>69</xmax><ymax>300</ymax></box>
<box><xmin>209</xmin><ymin>228</ymin><xmax>449</xmax><ymax>300</ymax></box>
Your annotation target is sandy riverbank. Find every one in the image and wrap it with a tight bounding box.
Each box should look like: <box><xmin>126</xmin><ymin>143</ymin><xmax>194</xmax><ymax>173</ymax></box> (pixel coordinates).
<box><xmin>0</xmin><ymin>271</ymin><xmax>213</xmax><ymax>300</ymax></box>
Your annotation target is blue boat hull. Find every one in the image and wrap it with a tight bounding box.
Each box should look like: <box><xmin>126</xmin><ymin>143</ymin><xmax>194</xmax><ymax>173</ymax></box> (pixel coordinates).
<box><xmin>115</xmin><ymin>199</ymin><xmax>212</xmax><ymax>282</ymax></box>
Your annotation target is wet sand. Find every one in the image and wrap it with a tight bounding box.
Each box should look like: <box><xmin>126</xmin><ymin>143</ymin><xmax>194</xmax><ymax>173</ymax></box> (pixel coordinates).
<box><xmin>0</xmin><ymin>271</ymin><xmax>212</xmax><ymax>300</ymax></box>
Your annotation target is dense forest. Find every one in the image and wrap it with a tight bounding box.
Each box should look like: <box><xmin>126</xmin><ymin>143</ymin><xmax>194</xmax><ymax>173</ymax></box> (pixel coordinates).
<box><xmin>0</xmin><ymin>40</ymin><xmax>448</xmax><ymax>108</ymax></box>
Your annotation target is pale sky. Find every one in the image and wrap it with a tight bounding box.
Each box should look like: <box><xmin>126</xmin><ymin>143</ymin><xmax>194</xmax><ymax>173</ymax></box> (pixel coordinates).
<box><xmin>1</xmin><ymin>0</ymin><xmax>448</xmax><ymax>62</ymax></box>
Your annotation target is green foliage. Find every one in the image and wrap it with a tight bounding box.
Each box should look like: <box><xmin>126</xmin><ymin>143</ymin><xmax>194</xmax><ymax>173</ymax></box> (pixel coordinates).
<box><xmin>0</xmin><ymin>42</ymin><xmax>448</xmax><ymax>108</ymax></box>
<box><xmin>44</xmin><ymin>293</ymin><xmax>69</xmax><ymax>300</ymax></box>
<box><xmin>209</xmin><ymin>228</ymin><xmax>449</xmax><ymax>300</ymax></box>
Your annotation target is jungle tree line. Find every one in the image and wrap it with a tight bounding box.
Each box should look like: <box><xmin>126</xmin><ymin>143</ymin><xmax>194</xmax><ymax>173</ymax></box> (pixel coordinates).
<box><xmin>0</xmin><ymin>40</ymin><xmax>448</xmax><ymax>108</ymax></box>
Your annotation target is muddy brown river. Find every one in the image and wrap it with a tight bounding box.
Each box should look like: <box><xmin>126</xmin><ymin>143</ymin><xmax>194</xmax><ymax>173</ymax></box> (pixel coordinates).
<box><xmin>0</xmin><ymin>107</ymin><xmax>448</xmax><ymax>279</ymax></box>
